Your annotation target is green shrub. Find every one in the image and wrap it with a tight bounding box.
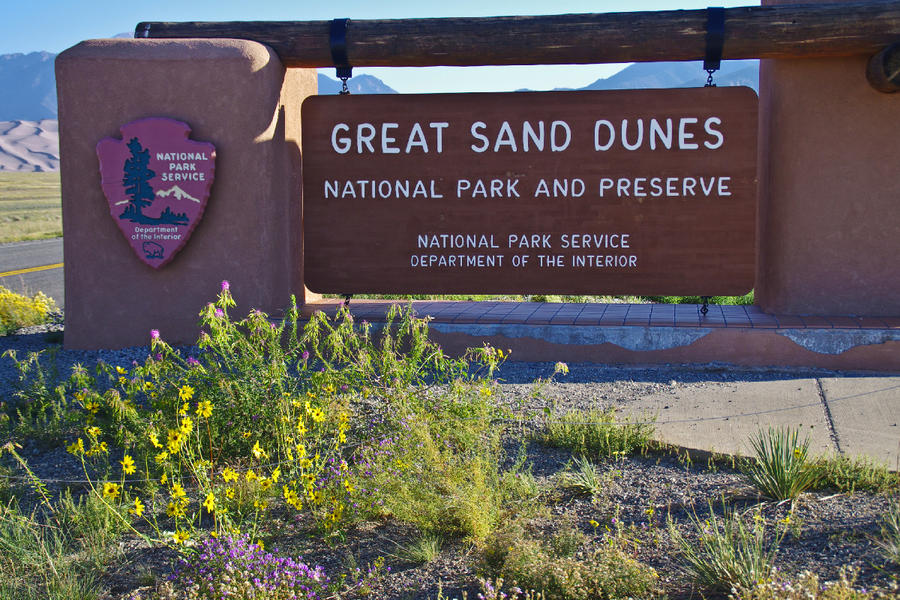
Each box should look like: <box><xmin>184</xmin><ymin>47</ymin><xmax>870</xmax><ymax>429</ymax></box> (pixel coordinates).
<box><xmin>481</xmin><ymin>520</ymin><xmax>663</xmax><ymax>599</ymax></box>
<box><xmin>731</xmin><ymin>568</ymin><xmax>898</xmax><ymax>599</ymax></box>
<box><xmin>740</xmin><ymin>427</ymin><xmax>820</xmax><ymax>500</ymax></box>
<box><xmin>543</xmin><ymin>408</ymin><xmax>655</xmax><ymax>459</ymax></box>
<box><xmin>809</xmin><ymin>455</ymin><xmax>900</xmax><ymax>494</ymax></box>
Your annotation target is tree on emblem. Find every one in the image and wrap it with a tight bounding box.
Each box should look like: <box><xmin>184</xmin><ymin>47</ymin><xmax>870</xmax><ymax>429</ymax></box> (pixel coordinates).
<box><xmin>120</xmin><ymin>137</ymin><xmax>156</xmax><ymax>222</ymax></box>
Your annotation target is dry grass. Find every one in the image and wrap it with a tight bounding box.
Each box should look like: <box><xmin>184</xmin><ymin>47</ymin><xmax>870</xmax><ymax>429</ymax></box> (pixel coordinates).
<box><xmin>0</xmin><ymin>172</ymin><xmax>62</xmax><ymax>243</ymax></box>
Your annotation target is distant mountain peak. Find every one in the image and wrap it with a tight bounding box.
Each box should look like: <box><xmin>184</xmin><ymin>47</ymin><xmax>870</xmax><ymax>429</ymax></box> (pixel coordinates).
<box><xmin>156</xmin><ymin>185</ymin><xmax>200</xmax><ymax>203</ymax></box>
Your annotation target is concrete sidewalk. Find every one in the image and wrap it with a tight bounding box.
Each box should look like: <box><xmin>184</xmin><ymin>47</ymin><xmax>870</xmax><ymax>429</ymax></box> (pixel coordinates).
<box><xmin>617</xmin><ymin>376</ymin><xmax>900</xmax><ymax>467</ymax></box>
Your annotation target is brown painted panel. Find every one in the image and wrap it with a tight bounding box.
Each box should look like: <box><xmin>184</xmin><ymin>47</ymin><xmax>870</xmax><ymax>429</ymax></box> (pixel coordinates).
<box><xmin>302</xmin><ymin>87</ymin><xmax>757</xmax><ymax>296</ymax></box>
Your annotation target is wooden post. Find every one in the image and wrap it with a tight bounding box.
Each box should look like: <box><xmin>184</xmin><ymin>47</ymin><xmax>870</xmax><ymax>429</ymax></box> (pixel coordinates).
<box><xmin>138</xmin><ymin>2</ymin><xmax>900</xmax><ymax>67</ymax></box>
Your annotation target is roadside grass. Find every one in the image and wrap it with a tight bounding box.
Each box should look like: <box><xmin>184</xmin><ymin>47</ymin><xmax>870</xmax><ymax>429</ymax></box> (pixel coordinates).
<box><xmin>0</xmin><ymin>173</ymin><xmax>61</xmax><ymax>243</ymax></box>
<box><xmin>542</xmin><ymin>407</ymin><xmax>657</xmax><ymax>459</ymax></box>
<box><xmin>0</xmin><ymin>285</ymin><xmax>896</xmax><ymax>599</ymax></box>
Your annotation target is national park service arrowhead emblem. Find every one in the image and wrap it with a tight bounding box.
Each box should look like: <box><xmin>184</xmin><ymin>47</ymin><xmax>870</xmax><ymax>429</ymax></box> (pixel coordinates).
<box><xmin>97</xmin><ymin>118</ymin><xmax>215</xmax><ymax>268</ymax></box>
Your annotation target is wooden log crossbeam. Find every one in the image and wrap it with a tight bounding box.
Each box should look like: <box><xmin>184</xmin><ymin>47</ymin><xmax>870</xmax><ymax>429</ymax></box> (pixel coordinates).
<box><xmin>136</xmin><ymin>1</ymin><xmax>900</xmax><ymax>68</ymax></box>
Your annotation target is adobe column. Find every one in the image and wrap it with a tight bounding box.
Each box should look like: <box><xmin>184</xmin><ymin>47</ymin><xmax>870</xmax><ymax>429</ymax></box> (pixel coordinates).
<box><xmin>56</xmin><ymin>39</ymin><xmax>316</xmax><ymax>349</ymax></box>
<box><xmin>756</xmin><ymin>0</ymin><xmax>900</xmax><ymax>316</ymax></box>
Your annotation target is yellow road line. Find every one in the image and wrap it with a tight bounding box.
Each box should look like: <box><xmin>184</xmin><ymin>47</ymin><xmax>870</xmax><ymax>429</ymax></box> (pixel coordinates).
<box><xmin>0</xmin><ymin>262</ymin><xmax>64</xmax><ymax>278</ymax></box>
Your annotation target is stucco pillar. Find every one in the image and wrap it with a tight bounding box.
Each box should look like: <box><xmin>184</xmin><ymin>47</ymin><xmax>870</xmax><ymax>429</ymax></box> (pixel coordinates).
<box><xmin>56</xmin><ymin>39</ymin><xmax>316</xmax><ymax>348</ymax></box>
<box><xmin>757</xmin><ymin>0</ymin><xmax>900</xmax><ymax>316</ymax></box>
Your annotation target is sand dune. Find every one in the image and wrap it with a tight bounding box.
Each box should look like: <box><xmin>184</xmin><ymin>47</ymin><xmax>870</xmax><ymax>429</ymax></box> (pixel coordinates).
<box><xmin>0</xmin><ymin>119</ymin><xmax>60</xmax><ymax>172</ymax></box>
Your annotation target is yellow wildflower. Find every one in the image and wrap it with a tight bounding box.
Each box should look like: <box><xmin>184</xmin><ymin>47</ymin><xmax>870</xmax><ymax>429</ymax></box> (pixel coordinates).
<box><xmin>225</xmin><ymin>488</ymin><xmax>235</xmax><ymax>500</ymax></box>
<box><xmin>84</xmin><ymin>400</ymin><xmax>100</xmax><ymax>414</ymax></box>
<box><xmin>172</xmin><ymin>530</ymin><xmax>189</xmax><ymax>544</ymax></box>
<box><xmin>196</xmin><ymin>400</ymin><xmax>213</xmax><ymax>418</ymax></box>
<box><xmin>203</xmin><ymin>492</ymin><xmax>216</xmax><ymax>513</ymax></box>
<box><xmin>86</xmin><ymin>426</ymin><xmax>101</xmax><ymax>437</ymax></box>
<box><xmin>180</xmin><ymin>416</ymin><xmax>193</xmax><ymax>434</ymax></box>
<box><xmin>149</xmin><ymin>432</ymin><xmax>162</xmax><ymax>448</ymax></box>
<box><xmin>271</xmin><ymin>467</ymin><xmax>281</xmax><ymax>483</ymax></box>
<box><xmin>121</xmin><ymin>454</ymin><xmax>136</xmax><ymax>475</ymax></box>
<box><xmin>178</xmin><ymin>385</ymin><xmax>194</xmax><ymax>402</ymax></box>
<box><xmin>130</xmin><ymin>497</ymin><xmax>145</xmax><ymax>517</ymax></box>
<box><xmin>143</xmin><ymin>381</ymin><xmax>154</xmax><ymax>391</ymax></box>
<box><xmin>118</xmin><ymin>376</ymin><xmax>127</xmax><ymax>386</ymax></box>
<box><xmin>343</xmin><ymin>480</ymin><xmax>354</xmax><ymax>493</ymax></box>
<box><xmin>102</xmin><ymin>482</ymin><xmax>120</xmax><ymax>500</ymax></box>
<box><xmin>116</xmin><ymin>366</ymin><xmax>126</xmax><ymax>375</ymax></box>
<box><xmin>246</xmin><ymin>469</ymin><xmax>258</xmax><ymax>482</ymax></box>
<box><xmin>67</xmin><ymin>438</ymin><xmax>85</xmax><ymax>455</ymax></box>
<box><xmin>179</xmin><ymin>402</ymin><xmax>189</xmax><ymax>416</ymax></box>
<box><xmin>171</xmin><ymin>482</ymin><xmax>186</xmax><ymax>500</ymax></box>
<box><xmin>589</xmin><ymin>519</ymin><xmax>599</xmax><ymax>528</ymax></box>
<box><xmin>160</xmin><ymin>472</ymin><xmax>168</xmax><ymax>485</ymax></box>
<box><xmin>222</xmin><ymin>468</ymin><xmax>238</xmax><ymax>483</ymax></box>
<box><xmin>155</xmin><ymin>451</ymin><xmax>169</xmax><ymax>464</ymax></box>
<box><xmin>259</xmin><ymin>478</ymin><xmax>273</xmax><ymax>491</ymax></box>
<box><xmin>251</xmin><ymin>440</ymin><xmax>268</xmax><ymax>460</ymax></box>
<box><xmin>554</xmin><ymin>361</ymin><xmax>570</xmax><ymax>375</ymax></box>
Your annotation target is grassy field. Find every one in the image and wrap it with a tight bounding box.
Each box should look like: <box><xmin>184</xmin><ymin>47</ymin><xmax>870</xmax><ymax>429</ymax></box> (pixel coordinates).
<box><xmin>0</xmin><ymin>172</ymin><xmax>62</xmax><ymax>243</ymax></box>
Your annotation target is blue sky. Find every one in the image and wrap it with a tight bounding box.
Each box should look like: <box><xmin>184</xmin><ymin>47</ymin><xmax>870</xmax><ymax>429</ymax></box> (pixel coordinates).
<box><xmin>5</xmin><ymin>0</ymin><xmax>756</xmax><ymax>93</ymax></box>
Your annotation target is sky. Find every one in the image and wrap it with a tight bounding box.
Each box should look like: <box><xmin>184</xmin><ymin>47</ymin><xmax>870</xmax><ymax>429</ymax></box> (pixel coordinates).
<box><xmin>4</xmin><ymin>0</ymin><xmax>757</xmax><ymax>93</ymax></box>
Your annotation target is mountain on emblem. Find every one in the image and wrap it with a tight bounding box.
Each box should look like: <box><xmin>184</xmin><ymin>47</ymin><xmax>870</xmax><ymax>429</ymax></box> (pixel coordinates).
<box><xmin>97</xmin><ymin>118</ymin><xmax>215</xmax><ymax>269</ymax></box>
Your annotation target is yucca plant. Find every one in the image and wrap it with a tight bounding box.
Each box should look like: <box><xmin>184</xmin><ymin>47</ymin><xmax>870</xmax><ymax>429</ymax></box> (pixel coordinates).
<box><xmin>740</xmin><ymin>427</ymin><xmax>820</xmax><ymax>500</ymax></box>
<box><xmin>669</xmin><ymin>502</ymin><xmax>784</xmax><ymax>592</ymax></box>
<box><xmin>875</xmin><ymin>500</ymin><xmax>900</xmax><ymax>567</ymax></box>
<box><xmin>561</xmin><ymin>456</ymin><xmax>605</xmax><ymax>498</ymax></box>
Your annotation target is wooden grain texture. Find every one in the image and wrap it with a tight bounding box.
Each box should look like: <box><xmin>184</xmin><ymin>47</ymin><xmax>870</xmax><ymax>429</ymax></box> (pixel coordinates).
<box><xmin>301</xmin><ymin>88</ymin><xmax>757</xmax><ymax>297</ymax></box>
<box><xmin>137</xmin><ymin>2</ymin><xmax>900</xmax><ymax>67</ymax></box>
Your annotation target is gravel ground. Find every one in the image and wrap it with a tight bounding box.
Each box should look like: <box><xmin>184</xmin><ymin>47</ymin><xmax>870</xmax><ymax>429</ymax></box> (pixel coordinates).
<box><xmin>1</xmin><ymin>327</ymin><xmax>898</xmax><ymax>599</ymax></box>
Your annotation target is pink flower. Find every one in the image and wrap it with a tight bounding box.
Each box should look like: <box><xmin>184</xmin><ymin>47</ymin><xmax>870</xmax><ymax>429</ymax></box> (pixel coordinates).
<box><xmin>301</xmin><ymin>351</ymin><xmax>310</xmax><ymax>361</ymax></box>
<box><xmin>221</xmin><ymin>280</ymin><xmax>230</xmax><ymax>292</ymax></box>
<box><xmin>215</xmin><ymin>308</ymin><xmax>224</xmax><ymax>318</ymax></box>
<box><xmin>150</xmin><ymin>329</ymin><xmax>160</xmax><ymax>340</ymax></box>
<box><xmin>187</xmin><ymin>356</ymin><xmax>200</xmax><ymax>367</ymax></box>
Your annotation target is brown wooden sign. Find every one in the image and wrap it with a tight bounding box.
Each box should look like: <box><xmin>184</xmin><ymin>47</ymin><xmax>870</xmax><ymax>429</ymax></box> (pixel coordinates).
<box><xmin>302</xmin><ymin>87</ymin><xmax>757</xmax><ymax>296</ymax></box>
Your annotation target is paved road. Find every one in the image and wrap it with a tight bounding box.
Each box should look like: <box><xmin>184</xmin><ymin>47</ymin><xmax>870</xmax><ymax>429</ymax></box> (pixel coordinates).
<box><xmin>0</xmin><ymin>238</ymin><xmax>64</xmax><ymax>309</ymax></box>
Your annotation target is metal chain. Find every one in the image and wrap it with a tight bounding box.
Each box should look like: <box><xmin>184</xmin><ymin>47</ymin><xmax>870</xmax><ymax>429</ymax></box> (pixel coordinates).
<box><xmin>705</xmin><ymin>69</ymin><xmax>717</xmax><ymax>88</ymax></box>
<box><xmin>340</xmin><ymin>78</ymin><xmax>350</xmax><ymax>95</ymax></box>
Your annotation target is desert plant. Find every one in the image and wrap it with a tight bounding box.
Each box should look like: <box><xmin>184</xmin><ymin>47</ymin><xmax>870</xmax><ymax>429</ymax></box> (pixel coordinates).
<box><xmin>809</xmin><ymin>455</ymin><xmax>900</xmax><ymax>494</ymax></box>
<box><xmin>669</xmin><ymin>502</ymin><xmax>785</xmax><ymax>593</ymax></box>
<box><xmin>875</xmin><ymin>500</ymin><xmax>900</xmax><ymax>567</ymax></box>
<box><xmin>731</xmin><ymin>567</ymin><xmax>898</xmax><ymax>599</ymax></box>
<box><xmin>481</xmin><ymin>520</ymin><xmax>663</xmax><ymax>599</ymax></box>
<box><xmin>560</xmin><ymin>456</ymin><xmax>605</xmax><ymax>498</ymax></box>
<box><xmin>393</xmin><ymin>532</ymin><xmax>443</xmax><ymax>564</ymax></box>
<box><xmin>543</xmin><ymin>408</ymin><xmax>655</xmax><ymax>459</ymax></box>
<box><xmin>740</xmin><ymin>427</ymin><xmax>820</xmax><ymax>500</ymax></box>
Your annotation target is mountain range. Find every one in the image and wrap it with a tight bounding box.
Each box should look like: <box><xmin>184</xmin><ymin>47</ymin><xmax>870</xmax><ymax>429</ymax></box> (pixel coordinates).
<box><xmin>0</xmin><ymin>50</ymin><xmax>758</xmax><ymax>171</ymax></box>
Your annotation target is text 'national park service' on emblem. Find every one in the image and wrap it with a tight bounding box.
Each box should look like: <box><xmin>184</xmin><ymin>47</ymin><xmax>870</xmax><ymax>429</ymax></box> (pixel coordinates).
<box><xmin>97</xmin><ymin>118</ymin><xmax>216</xmax><ymax>268</ymax></box>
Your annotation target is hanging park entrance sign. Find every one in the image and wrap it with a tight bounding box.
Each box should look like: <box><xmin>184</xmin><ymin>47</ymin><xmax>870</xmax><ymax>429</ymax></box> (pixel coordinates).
<box><xmin>302</xmin><ymin>87</ymin><xmax>757</xmax><ymax>296</ymax></box>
